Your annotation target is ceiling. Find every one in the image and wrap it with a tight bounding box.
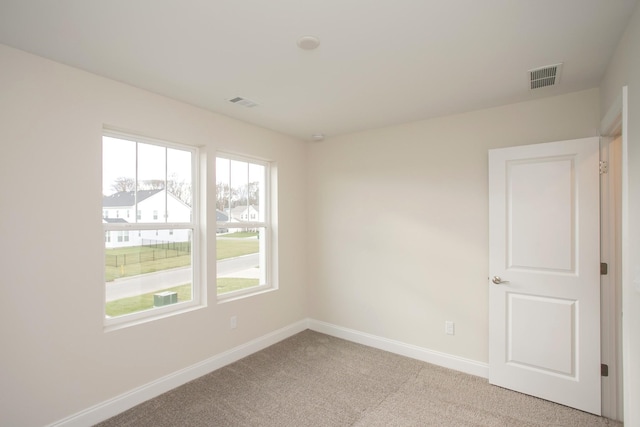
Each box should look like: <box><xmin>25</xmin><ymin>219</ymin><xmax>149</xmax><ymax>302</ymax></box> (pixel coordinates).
<box><xmin>0</xmin><ymin>0</ymin><xmax>637</xmax><ymax>141</ymax></box>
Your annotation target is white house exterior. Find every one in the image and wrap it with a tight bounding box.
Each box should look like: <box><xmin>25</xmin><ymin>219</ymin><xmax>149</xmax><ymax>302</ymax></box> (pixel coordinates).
<box><xmin>229</xmin><ymin>204</ymin><xmax>259</xmax><ymax>222</ymax></box>
<box><xmin>222</xmin><ymin>205</ymin><xmax>260</xmax><ymax>233</ymax></box>
<box><xmin>103</xmin><ymin>189</ymin><xmax>191</xmax><ymax>248</ymax></box>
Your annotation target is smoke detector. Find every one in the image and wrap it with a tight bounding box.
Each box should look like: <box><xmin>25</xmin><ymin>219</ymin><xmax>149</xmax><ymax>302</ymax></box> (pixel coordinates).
<box><xmin>528</xmin><ymin>63</ymin><xmax>563</xmax><ymax>90</ymax></box>
<box><xmin>227</xmin><ymin>96</ymin><xmax>258</xmax><ymax>108</ymax></box>
<box><xmin>297</xmin><ymin>35</ymin><xmax>320</xmax><ymax>50</ymax></box>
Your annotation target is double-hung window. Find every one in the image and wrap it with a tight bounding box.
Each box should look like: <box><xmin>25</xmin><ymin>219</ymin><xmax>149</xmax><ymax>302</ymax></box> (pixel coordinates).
<box><xmin>102</xmin><ymin>130</ymin><xmax>200</xmax><ymax>327</ymax></box>
<box><xmin>216</xmin><ymin>154</ymin><xmax>273</xmax><ymax>298</ymax></box>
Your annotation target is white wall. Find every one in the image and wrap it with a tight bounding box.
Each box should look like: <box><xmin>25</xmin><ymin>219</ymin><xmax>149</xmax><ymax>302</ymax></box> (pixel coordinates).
<box><xmin>0</xmin><ymin>44</ymin><xmax>307</xmax><ymax>426</ymax></box>
<box><xmin>600</xmin><ymin>2</ymin><xmax>640</xmax><ymax>424</ymax></box>
<box><xmin>1</xmin><ymin>17</ymin><xmax>634</xmax><ymax>423</ymax></box>
<box><xmin>307</xmin><ymin>89</ymin><xmax>600</xmax><ymax>364</ymax></box>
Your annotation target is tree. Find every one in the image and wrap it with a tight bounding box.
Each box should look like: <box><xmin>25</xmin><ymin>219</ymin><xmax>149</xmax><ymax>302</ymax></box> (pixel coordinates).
<box><xmin>110</xmin><ymin>177</ymin><xmax>135</xmax><ymax>193</ymax></box>
<box><xmin>138</xmin><ymin>179</ymin><xmax>165</xmax><ymax>190</ymax></box>
<box><xmin>216</xmin><ymin>182</ymin><xmax>231</xmax><ymax>211</ymax></box>
<box><xmin>233</xmin><ymin>181</ymin><xmax>260</xmax><ymax>208</ymax></box>
<box><xmin>248</xmin><ymin>181</ymin><xmax>260</xmax><ymax>206</ymax></box>
<box><xmin>167</xmin><ymin>174</ymin><xmax>192</xmax><ymax>206</ymax></box>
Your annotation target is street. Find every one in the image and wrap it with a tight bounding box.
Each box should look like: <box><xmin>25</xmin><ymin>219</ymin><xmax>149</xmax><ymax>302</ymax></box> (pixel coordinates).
<box><xmin>106</xmin><ymin>253</ymin><xmax>260</xmax><ymax>301</ymax></box>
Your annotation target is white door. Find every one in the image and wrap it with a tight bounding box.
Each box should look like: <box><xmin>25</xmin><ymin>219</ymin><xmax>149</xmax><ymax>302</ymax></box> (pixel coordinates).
<box><xmin>488</xmin><ymin>137</ymin><xmax>601</xmax><ymax>415</ymax></box>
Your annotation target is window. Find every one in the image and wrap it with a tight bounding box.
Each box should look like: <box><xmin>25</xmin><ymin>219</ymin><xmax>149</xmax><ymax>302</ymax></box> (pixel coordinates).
<box><xmin>216</xmin><ymin>154</ymin><xmax>272</xmax><ymax>298</ymax></box>
<box><xmin>102</xmin><ymin>130</ymin><xmax>199</xmax><ymax>327</ymax></box>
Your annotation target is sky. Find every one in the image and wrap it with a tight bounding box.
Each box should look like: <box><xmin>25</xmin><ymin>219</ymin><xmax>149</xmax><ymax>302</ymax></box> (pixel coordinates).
<box><xmin>102</xmin><ymin>135</ymin><xmax>192</xmax><ymax>196</ymax></box>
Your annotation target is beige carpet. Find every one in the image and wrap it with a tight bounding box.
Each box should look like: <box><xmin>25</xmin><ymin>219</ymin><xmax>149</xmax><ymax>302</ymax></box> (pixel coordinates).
<box><xmin>96</xmin><ymin>330</ymin><xmax>622</xmax><ymax>426</ymax></box>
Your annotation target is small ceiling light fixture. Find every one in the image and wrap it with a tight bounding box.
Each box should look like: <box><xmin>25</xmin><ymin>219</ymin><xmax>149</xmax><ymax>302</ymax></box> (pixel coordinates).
<box><xmin>311</xmin><ymin>133</ymin><xmax>325</xmax><ymax>142</ymax></box>
<box><xmin>297</xmin><ymin>35</ymin><xmax>320</xmax><ymax>50</ymax></box>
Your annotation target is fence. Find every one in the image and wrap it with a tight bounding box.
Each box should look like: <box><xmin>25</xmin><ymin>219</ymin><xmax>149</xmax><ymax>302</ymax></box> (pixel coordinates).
<box><xmin>141</xmin><ymin>239</ymin><xmax>191</xmax><ymax>252</ymax></box>
<box><xmin>105</xmin><ymin>239</ymin><xmax>191</xmax><ymax>268</ymax></box>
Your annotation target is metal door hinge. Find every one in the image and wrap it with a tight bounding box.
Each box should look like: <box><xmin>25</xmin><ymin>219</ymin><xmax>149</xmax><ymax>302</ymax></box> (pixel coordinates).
<box><xmin>600</xmin><ymin>161</ymin><xmax>608</xmax><ymax>175</ymax></box>
<box><xmin>601</xmin><ymin>364</ymin><xmax>609</xmax><ymax>377</ymax></box>
<box><xmin>601</xmin><ymin>263</ymin><xmax>608</xmax><ymax>275</ymax></box>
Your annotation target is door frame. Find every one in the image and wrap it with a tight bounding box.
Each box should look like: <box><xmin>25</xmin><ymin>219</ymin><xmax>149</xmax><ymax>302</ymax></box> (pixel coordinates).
<box><xmin>599</xmin><ymin>87</ymin><xmax>626</xmax><ymax>421</ymax></box>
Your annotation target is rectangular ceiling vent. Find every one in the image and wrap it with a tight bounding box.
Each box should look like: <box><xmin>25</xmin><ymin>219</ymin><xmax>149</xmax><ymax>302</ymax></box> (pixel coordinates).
<box><xmin>529</xmin><ymin>63</ymin><xmax>563</xmax><ymax>90</ymax></box>
<box><xmin>228</xmin><ymin>96</ymin><xmax>258</xmax><ymax>108</ymax></box>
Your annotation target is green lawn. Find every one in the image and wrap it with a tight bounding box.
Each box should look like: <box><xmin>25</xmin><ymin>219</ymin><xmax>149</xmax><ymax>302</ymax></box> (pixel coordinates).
<box><xmin>106</xmin><ymin>284</ymin><xmax>192</xmax><ymax>317</ymax></box>
<box><xmin>219</xmin><ymin>231</ymin><xmax>258</xmax><ymax>238</ymax></box>
<box><xmin>105</xmin><ymin>238</ymin><xmax>258</xmax><ymax>281</ymax></box>
<box><xmin>106</xmin><ymin>235</ymin><xmax>261</xmax><ymax>316</ymax></box>
<box><xmin>105</xmin><ymin>253</ymin><xmax>191</xmax><ymax>282</ymax></box>
<box><xmin>106</xmin><ymin>279</ymin><xmax>260</xmax><ymax>317</ymax></box>
<box><xmin>216</xmin><ymin>239</ymin><xmax>258</xmax><ymax>260</ymax></box>
<box><xmin>217</xmin><ymin>277</ymin><xmax>260</xmax><ymax>294</ymax></box>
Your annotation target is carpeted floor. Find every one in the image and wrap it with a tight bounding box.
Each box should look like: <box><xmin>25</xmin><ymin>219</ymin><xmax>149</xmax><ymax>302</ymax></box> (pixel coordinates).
<box><xmin>96</xmin><ymin>330</ymin><xmax>622</xmax><ymax>426</ymax></box>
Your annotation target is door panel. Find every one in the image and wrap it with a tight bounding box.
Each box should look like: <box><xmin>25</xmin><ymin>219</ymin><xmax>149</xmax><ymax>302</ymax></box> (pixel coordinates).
<box><xmin>508</xmin><ymin>294</ymin><xmax>575</xmax><ymax>376</ymax></box>
<box><xmin>508</xmin><ymin>157</ymin><xmax>575</xmax><ymax>271</ymax></box>
<box><xmin>489</xmin><ymin>137</ymin><xmax>601</xmax><ymax>415</ymax></box>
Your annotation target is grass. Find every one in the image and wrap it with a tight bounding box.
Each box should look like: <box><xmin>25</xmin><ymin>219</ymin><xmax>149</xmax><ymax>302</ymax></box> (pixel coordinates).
<box><xmin>106</xmin><ymin>279</ymin><xmax>260</xmax><ymax>316</ymax></box>
<box><xmin>106</xmin><ymin>234</ymin><xmax>260</xmax><ymax>315</ymax></box>
<box><xmin>217</xmin><ymin>277</ymin><xmax>260</xmax><ymax>294</ymax></box>
<box><xmin>105</xmin><ymin>238</ymin><xmax>258</xmax><ymax>281</ymax></box>
<box><xmin>216</xmin><ymin>239</ymin><xmax>258</xmax><ymax>260</ymax></box>
<box><xmin>105</xmin><ymin>253</ymin><xmax>191</xmax><ymax>282</ymax></box>
<box><xmin>219</xmin><ymin>231</ymin><xmax>258</xmax><ymax>238</ymax></box>
<box><xmin>105</xmin><ymin>284</ymin><xmax>192</xmax><ymax>317</ymax></box>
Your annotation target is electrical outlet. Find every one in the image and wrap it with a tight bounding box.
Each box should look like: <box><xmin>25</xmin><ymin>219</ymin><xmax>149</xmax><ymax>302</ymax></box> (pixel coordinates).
<box><xmin>230</xmin><ymin>316</ymin><xmax>237</xmax><ymax>329</ymax></box>
<box><xmin>445</xmin><ymin>321</ymin><xmax>455</xmax><ymax>335</ymax></box>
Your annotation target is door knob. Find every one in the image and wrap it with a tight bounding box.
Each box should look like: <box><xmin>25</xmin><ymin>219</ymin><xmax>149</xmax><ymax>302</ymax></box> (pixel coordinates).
<box><xmin>492</xmin><ymin>276</ymin><xmax>509</xmax><ymax>285</ymax></box>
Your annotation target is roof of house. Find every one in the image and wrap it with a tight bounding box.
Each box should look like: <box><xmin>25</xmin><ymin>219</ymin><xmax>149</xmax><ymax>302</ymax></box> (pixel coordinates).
<box><xmin>102</xmin><ymin>218</ymin><xmax>128</xmax><ymax>223</ymax></box>
<box><xmin>102</xmin><ymin>189</ymin><xmax>163</xmax><ymax>208</ymax></box>
<box><xmin>216</xmin><ymin>210</ymin><xmax>229</xmax><ymax>222</ymax></box>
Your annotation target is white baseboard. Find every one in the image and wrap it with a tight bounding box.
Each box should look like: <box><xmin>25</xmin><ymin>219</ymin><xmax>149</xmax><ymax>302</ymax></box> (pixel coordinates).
<box><xmin>307</xmin><ymin>319</ymin><xmax>489</xmax><ymax>378</ymax></box>
<box><xmin>50</xmin><ymin>318</ymin><xmax>488</xmax><ymax>426</ymax></box>
<box><xmin>49</xmin><ymin>319</ymin><xmax>310</xmax><ymax>427</ymax></box>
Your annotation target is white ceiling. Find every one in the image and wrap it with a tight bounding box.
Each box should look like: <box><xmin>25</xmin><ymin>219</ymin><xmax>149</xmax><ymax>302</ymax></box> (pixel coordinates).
<box><xmin>0</xmin><ymin>0</ymin><xmax>637</xmax><ymax>141</ymax></box>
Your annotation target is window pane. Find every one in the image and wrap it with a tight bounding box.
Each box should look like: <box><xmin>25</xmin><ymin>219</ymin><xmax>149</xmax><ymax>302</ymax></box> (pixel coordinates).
<box><xmin>138</xmin><ymin>143</ymin><xmax>167</xmax><ymax>222</ymax></box>
<box><xmin>216</xmin><ymin>227</ymin><xmax>265</xmax><ymax>295</ymax></box>
<box><xmin>230</xmin><ymin>159</ymin><xmax>249</xmax><ymax>220</ymax></box>
<box><xmin>105</xmin><ymin>229</ymin><xmax>193</xmax><ymax>317</ymax></box>
<box><xmin>249</xmin><ymin>162</ymin><xmax>265</xmax><ymax>221</ymax></box>
<box><xmin>216</xmin><ymin>157</ymin><xmax>231</xmax><ymax>218</ymax></box>
<box><xmin>216</xmin><ymin>155</ymin><xmax>269</xmax><ymax>297</ymax></box>
<box><xmin>167</xmin><ymin>148</ymin><xmax>192</xmax><ymax>222</ymax></box>
<box><xmin>103</xmin><ymin>136</ymin><xmax>136</xmax><ymax>196</ymax></box>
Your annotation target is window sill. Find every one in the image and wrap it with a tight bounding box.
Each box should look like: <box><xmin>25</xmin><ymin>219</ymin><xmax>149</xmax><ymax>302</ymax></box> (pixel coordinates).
<box><xmin>217</xmin><ymin>285</ymin><xmax>277</xmax><ymax>304</ymax></box>
<box><xmin>104</xmin><ymin>301</ymin><xmax>206</xmax><ymax>332</ymax></box>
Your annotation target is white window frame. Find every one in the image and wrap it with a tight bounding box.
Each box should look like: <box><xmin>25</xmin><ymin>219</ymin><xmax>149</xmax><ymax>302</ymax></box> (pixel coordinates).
<box><xmin>103</xmin><ymin>129</ymin><xmax>202</xmax><ymax>330</ymax></box>
<box><xmin>216</xmin><ymin>152</ymin><xmax>275</xmax><ymax>301</ymax></box>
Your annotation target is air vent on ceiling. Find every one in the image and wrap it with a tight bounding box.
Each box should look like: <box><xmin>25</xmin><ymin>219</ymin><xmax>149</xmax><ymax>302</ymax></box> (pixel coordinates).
<box><xmin>529</xmin><ymin>63</ymin><xmax>563</xmax><ymax>90</ymax></box>
<box><xmin>228</xmin><ymin>96</ymin><xmax>258</xmax><ymax>108</ymax></box>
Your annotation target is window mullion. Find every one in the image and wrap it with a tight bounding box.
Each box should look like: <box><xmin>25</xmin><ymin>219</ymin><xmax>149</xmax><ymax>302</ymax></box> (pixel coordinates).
<box><xmin>135</xmin><ymin>141</ymin><xmax>139</xmax><ymax>224</ymax></box>
<box><xmin>164</xmin><ymin>146</ymin><xmax>168</xmax><ymax>223</ymax></box>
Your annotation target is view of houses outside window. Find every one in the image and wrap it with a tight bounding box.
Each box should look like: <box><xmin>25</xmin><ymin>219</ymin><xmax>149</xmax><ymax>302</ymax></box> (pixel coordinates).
<box><xmin>216</xmin><ymin>154</ymin><xmax>270</xmax><ymax>296</ymax></box>
<box><xmin>102</xmin><ymin>132</ymin><xmax>198</xmax><ymax>322</ymax></box>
